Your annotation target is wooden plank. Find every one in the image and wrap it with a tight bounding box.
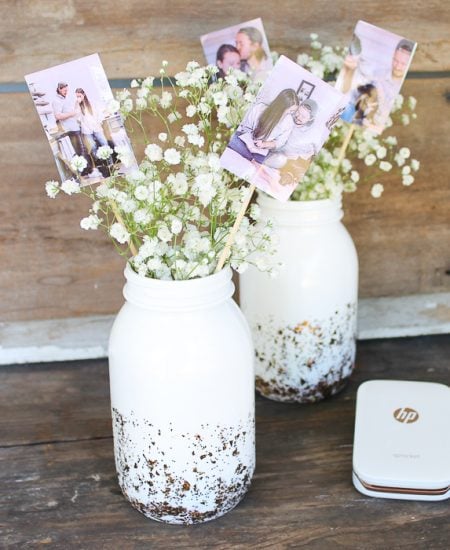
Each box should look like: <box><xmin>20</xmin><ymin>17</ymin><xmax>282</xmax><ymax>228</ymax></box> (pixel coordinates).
<box><xmin>0</xmin><ymin>0</ymin><xmax>449</xmax><ymax>82</ymax></box>
<box><xmin>2</xmin><ymin>292</ymin><xmax>450</xmax><ymax>365</ymax></box>
<box><xmin>0</xmin><ymin>336</ymin><xmax>449</xmax><ymax>546</ymax></box>
<box><xmin>1</xmin><ymin>77</ymin><xmax>449</xmax><ymax>322</ymax></box>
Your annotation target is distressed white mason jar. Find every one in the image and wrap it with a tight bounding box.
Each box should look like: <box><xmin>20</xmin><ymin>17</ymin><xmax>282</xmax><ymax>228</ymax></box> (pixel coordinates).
<box><xmin>108</xmin><ymin>265</ymin><xmax>255</xmax><ymax>524</ymax></box>
<box><xmin>240</xmin><ymin>194</ymin><xmax>358</xmax><ymax>403</ymax></box>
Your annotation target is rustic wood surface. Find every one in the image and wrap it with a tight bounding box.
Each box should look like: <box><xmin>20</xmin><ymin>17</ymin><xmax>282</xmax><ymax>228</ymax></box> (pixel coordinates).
<box><xmin>0</xmin><ymin>0</ymin><xmax>449</xmax><ymax>81</ymax></box>
<box><xmin>0</xmin><ymin>335</ymin><xmax>449</xmax><ymax>548</ymax></box>
<box><xmin>1</xmin><ymin>77</ymin><xmax>449</xmax><ymax>322</ymax></box>
<box><xmin>1</xmin><ymin>0</ymin><xmax>450</xmax><ymax>323</ymax></box>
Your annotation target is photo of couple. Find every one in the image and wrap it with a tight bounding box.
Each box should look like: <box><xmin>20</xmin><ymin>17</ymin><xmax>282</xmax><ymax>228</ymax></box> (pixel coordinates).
<box><xmin>25</xmin><ymin>54</ymin><xmax>137</xmax><ymax>186</ymax></box>
<box><xmin>335</xmin><ymin>20</ymin><xmax>416</xmax><ymax>134</ymax></box>
<box><xmin>220</xmin><ymin>56</ymin><xmax>347</xmax><ymax>201</ymax></box>
<box><xmin>201</xmin><ymin>18</ymin><xmax>273</xmax><ymax>82</ymax></box>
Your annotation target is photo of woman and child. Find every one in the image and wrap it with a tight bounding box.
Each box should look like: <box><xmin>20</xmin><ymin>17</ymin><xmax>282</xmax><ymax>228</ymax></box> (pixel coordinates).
<box><xmin>335</xmin><ymin>21</ymin><xmax>416</xmax><ymax>133</ymax></box>
<box><xmin>25</xmin><ymin>54</ymin><xmax>137</xmax><ymax>186</ymax></box>
<box><xmin>201</xmin><ymin>18</ymin><xmax>273</xmax><ymax>82</ymax></box>
<box><xmin>220</xmin><ymin>56</ymin><xmax>346</xmax><ymax>201</ymax></box>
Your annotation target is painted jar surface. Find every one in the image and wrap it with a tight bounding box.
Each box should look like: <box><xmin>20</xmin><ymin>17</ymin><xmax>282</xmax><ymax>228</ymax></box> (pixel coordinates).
<box><xmin>109</xmin><ymin>265</ymin><xmax>255</xmax><ymax>524</ymax></box>
<box><xmin>240</xmin><ymin>194</ymin><xmax>358</xmax><ymax>403</ymax></box>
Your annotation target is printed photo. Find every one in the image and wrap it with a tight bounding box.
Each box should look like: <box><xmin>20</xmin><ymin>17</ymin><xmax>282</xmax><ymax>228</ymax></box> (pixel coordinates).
<box><xmin>200</xmin><ymin>18</ymin><xmax>273</xmax><ymax>83</ymax></box>
<box><xmin>25</xmin><ymin>53</ymin><xmax>137</xmax><ymax>186</ymax></box>
<box><xmin>220</xmin><ymin>55</ymin><xmax>347</xmax><ymax>201</ymax></box>
<box><xmin>335</xmin><ymin>20</ymin><xmax>417</xmax><ymax>133</ymax></box>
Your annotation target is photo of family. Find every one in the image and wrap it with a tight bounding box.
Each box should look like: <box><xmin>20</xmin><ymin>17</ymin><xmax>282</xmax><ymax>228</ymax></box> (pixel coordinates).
<box><xmin>200</xmin><ymin>18</ymin><xmax>273</xmax><ymax>83</ymax></box>
<box><xmin>25</xmin><ymin>54</ymin><xmax>137</xmax><ymax>186</ymax></box>
<box><xmin>335</xmin><ymin>20</ymin><xmax>417</xmax><ymax>134</ymax></box>
<box><xmin>220</xmin><ymin>55</ymin><xmax>347</xmax><ymax>201</ymax></box>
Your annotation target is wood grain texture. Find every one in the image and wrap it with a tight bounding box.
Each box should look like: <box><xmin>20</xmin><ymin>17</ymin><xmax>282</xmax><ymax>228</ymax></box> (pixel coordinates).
<box><xmin>1</xmin><ymin>336</ymin><xmax>449</xmax><ymax>547</ymax></box>
<box><xmin>0</xmin><ymin>0</ymin><xmax>449</xmax><ymax>82</ymax></box>
<box><xmin>1</xmin><ymin>77</ymin><xmax>449</xmax><ymax>322</ymax></box>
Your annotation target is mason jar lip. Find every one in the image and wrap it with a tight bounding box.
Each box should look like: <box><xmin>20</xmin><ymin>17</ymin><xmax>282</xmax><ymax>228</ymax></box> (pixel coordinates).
<box><xmin>257</xmin><ymin>192</ymin><xmax>342</xmax><ymax>211</ymax></box>
<box><xmin>124</xmin><ymin>262</ymin><xmax>232</xmax><ymax>288</ymax></box>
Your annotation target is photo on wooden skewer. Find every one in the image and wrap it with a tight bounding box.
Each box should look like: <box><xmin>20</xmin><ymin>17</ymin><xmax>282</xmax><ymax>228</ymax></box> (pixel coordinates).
<box><xmin>220</xmin><ymin>55</ymin><xmax>347</xmax><ymax>201</ymax></box>
<box><xmin>335</xmin><ymin>20</ymin><xmax>417</xmax><ymax>134</ymax></box>
<box><xmin>200</xmin><ymin>17</ymin><xmax>273</xmax><ymax>83</ymax></box>
<box><xmin>25</xmin><ymin>53</ymin><xmax>138</xmax><ymax>187</ymax></box>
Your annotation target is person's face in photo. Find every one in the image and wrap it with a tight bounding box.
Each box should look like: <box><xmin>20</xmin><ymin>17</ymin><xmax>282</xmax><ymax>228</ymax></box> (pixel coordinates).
<box><xmin>59</xmin><ymin>85</ymin><xmax>68</xmax><ymax>98</ymax></box>
<box><xmin>294</xmin><ymin>105</ymin><xmax>312</xmax><ymax>126</ymax></box>
<box><xmin>218</xmin><ymin>50</ymin><xmax>241</xmax><ymax>74</ymax></box>
<box><xmin>298</xmin><ymin>87</ymin><xmax>312</xmax><ymax>102</ymax></box>
<box><xmin>236</xmin><ymin>32</ymin><xmax>255</xmax><ymax>61</ymax></box>
<box><xmin>391</xmin><ymin>48</ymin><xmax>410</xmax><ymax>79</ymax></box>
<box><xmin>76</xmin><ymin>91</ymin><xmax>84</xmax><ymax>103</ymax></box>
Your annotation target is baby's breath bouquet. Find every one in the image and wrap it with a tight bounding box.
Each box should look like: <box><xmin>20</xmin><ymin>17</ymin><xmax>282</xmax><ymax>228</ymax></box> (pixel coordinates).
<box><xmin>45</xmin><ymin>61</ymin><xmax>279</xmax><ymax>280</ymax></box>
<box><xmin>290</xmin><ymin>33</ymin><xmax>420</xmax><ymax>201</ymax></box>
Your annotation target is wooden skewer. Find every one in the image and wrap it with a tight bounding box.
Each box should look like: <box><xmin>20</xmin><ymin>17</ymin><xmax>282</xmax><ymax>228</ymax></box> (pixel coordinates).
<box><xmin>333</xmin><ymin>123</ymin><xmax>355</xmax><ymax>176</ymax></box>
<box><xmin>215</xmin><ymin>184</ymin><xmax>256</xmax><ymax>273</ymax></box>
<box><xmin>109</xmin><ymin>200</ymin><xmax>138</xmax><ymax>256</ymax></box>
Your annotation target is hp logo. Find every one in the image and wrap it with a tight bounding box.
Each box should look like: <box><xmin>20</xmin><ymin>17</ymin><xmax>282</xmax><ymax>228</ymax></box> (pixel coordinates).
<box><xmin>393</xmin><ymin>407</ymin><xmax>419</xmax><ymax>424</ymax></box>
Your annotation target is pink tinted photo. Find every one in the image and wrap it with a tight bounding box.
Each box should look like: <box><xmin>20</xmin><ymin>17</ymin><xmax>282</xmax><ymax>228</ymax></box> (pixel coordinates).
<box><xmin>335</xmin><ymin>20</ymin><xmax>417</xmax><ymax>133</ymax></box>
<box><xmin>200</xmin><ymin>18</ymin><xmax>272</xmax><ymax>83</ymax></box>
<box><xmin>220</xmin><ymin>55</ymin><xmax>346</xmax><ymax>201</ymax></box>
<box><xmin>25</xmin><ymin>53</ymin><xmax>137</xmax><ymax>186</ymax></box>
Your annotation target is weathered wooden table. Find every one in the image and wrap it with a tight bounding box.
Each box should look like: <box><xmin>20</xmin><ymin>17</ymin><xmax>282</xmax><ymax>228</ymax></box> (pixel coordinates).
<box><xmin>1</xmin><ymin>335</ymin><xmax>449</xmax><ymax>548</ymax></box>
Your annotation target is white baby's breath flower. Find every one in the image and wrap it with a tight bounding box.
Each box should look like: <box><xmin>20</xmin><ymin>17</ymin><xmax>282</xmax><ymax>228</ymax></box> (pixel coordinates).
<box><xmin>164</xmin><ymin>148</ymin><xmax>181</xmax><ymax>165</ymax></box>
<box><xmin>408</xmin><ymin>96</ymin><xmax>417</xmax><ymax>110</ymax></box>
<box><xmin>394</xmin><ymin>153</ymin><xmax>406</xmax><ymax>167</ymax></box>
<box><xmin>133</xmin><ymin>209</ymin><xmax>152</xmax><ymax>224</ymax></box>
<box><xmin>109</xmin><ymin>222</ymin><xmax>130</xmax><ymax>244</ymax></box>
<box><xmin>350</xmin><ymin>170</ymin><xmax>360</xmax><ymax>183</ymax></box>
<box><xmin>399</xmin><ymin>147</ymin><xmax>411</xmax><ymax>159</ymax></box>
<box><xmin>371</xmin><ymin>183</ymin><xmax>384</xmax><ymax>198</ymax></box>
<box><xmin>401</xmin><ymin>114</ymin><xmax>410</xmax><ymax>125</ymax></box>
<box><xmin>186</xmin><ymin>105</ymin><xmax>196</xmax><ymax>117</ymax></box>
<box><xmin>158</xmin><ymin>132</ymin><xmax>168</xmax><ymax>142</ymax></box>
<box><xmin>402</xmin><ymin>174</ymin><xmax>415</xmax><ymax>186</ymax></box>
<box><xmin>379</xmin><ymin>161</ymin><xmax>392</xmax><ymax>172</ymax></box>
<box><xmin>364</xmin><ymin>154</ymin><xmax>377</xmax><ymax>166</ymax></box>
<box><xmin>145</xmin><ymin>143</ymin><xmax>163</xmax><ymax>162</ymax></box>
<box><xmin>114</xmin><ymin>145</ymin><xmax>134</xmax><ymax>167</ymax></box>
<box><xmin>411</xmin><ymin>159</ymin><xmax>420</xmax><ymax>171</ymax></box>
<box><xmin>80</xmin><ymin>214</ymin><xmax>101</xmax><ymax>230</ymax></box>
<box><xmin>70</xmin><ymin>155</ymin><xmax>88</xmax><ymax>173</ymax></box>
<box><xmin>171</xmin><ymin>218</ymin><xmax>183</xmax><ymax>235</ymax></box>
<box><xmin>168</xmin><ymin>111</ymin><xmax>181</xmax><ymax>123</ymax></box>
<box><xmin>108</xmin><ymin>99</ymin><xmax>120</xmax><ymax>113</ymax></box>
<box><xmin>136</xmin><ymin>97</ymin><xmax>147</xmax><ymax>110</ymax></box>
<box><xmin>174</xmin><ymin>136</ymin><xmax>185</xmax><ymax>148</ymax></box>
<box><xmin>157</xmin><ymin>224</ymin><xmax>172</xmax><ymax>242</ymax></box>
<box><xmin>376</xmin><ymin>146</ymin><xmax>387</xmax><ymax>159</ymax></box>
<box><xmin>95</xmin><ymin>183</ymin><xmax>109</xmax><ymax>198</ymax></box>
<box><xmin>134</xmin><ymin>185</ymin><xmax>149</xmax><ymax>201</ymax></box>
<box><xmin>45</xmin><ymin>180</ymin><xmax>59</xmax><ymax>198</ymax></box>
<box><xmin>402</xmin><ymin>165</ymin><xmax>411</xmax><ymax>175</ymax></box>
<box><xmin>169</xmin><ymin>172</ymin><xmax>188</xmax><ymax>195</ymax></box>
<box><xmin>61</xmin><ymin>178</ymin><xmax>81</xmax><ymax>195</ymax></box>
<box><xmin>130</xmin><ymin>79</ymin><xmax>139</xmax><ymax>88</ymax></box>
<box><xmin>384</xmin><ymin>136</ymin><xmax>397</xmax><ymax>146</ymax></box>
<box><xmin>160</xmin><ymin>91</ymin><xmax>172</xmax><ymax>109</ymax></box>
<box><xmin>96</xmin><ymin>145</ymin><xmax>113</xmax><ymax>160</ymax></box>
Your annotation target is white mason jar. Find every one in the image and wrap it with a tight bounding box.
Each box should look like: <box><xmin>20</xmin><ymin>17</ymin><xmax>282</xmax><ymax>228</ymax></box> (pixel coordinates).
<box><xmin>240</xmin><ymin>194</ymin><xmax>358</xmax><ymax>403</ymax></box>
<box><xmin>108</xmin><ymin>265</ymin><xmax>255</xmax><ymax>524</ymax></box>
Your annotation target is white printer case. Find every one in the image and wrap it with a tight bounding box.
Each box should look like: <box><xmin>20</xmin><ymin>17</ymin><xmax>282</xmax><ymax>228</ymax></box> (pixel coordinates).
<box><xmin>352</xmin><ymin>380</ymin><xmax>450</xmax><ymax>501</ymax></box>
